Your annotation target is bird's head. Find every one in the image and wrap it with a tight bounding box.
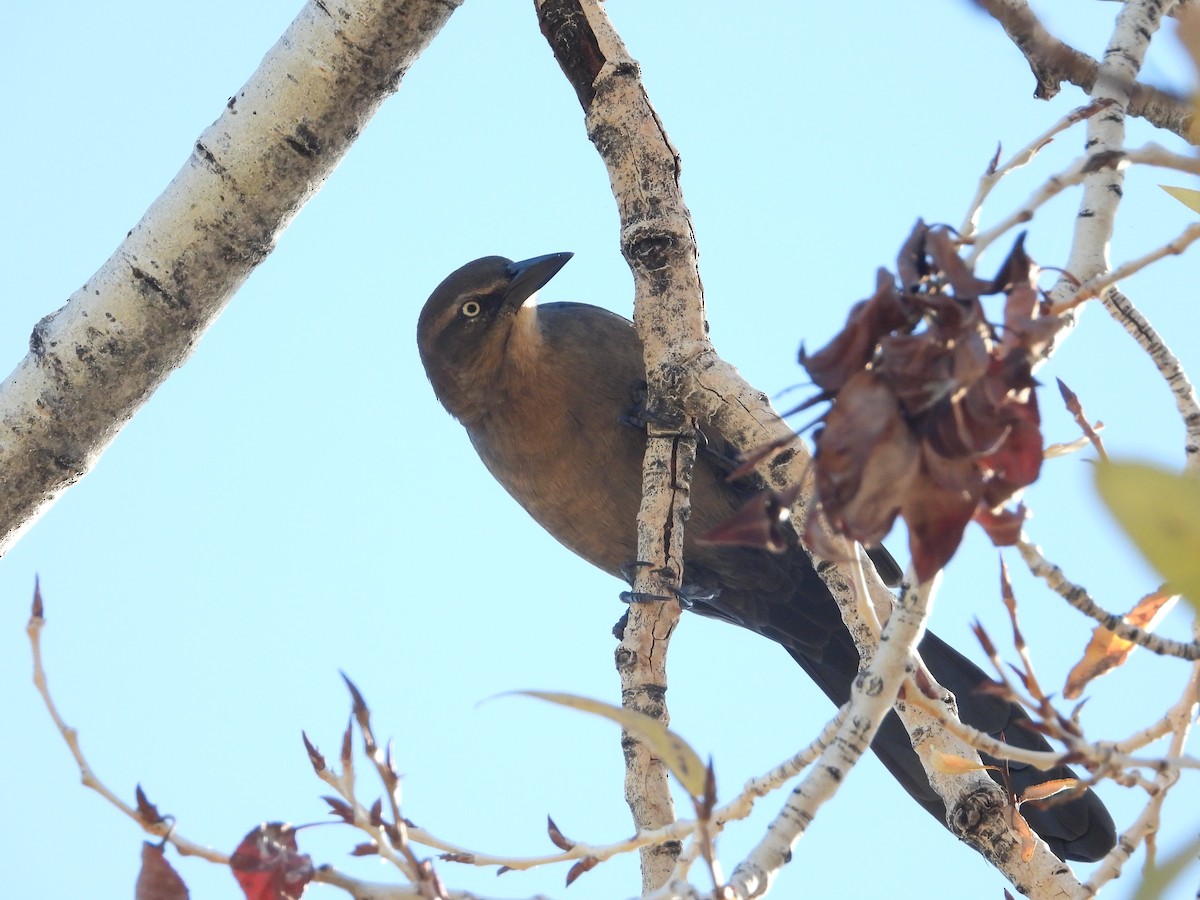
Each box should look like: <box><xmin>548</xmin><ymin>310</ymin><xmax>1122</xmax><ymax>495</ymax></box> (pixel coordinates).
<box><xmin>417</xmin><ymin>252</ymin><xmax>573</xmax><ymax>421</ymax></box>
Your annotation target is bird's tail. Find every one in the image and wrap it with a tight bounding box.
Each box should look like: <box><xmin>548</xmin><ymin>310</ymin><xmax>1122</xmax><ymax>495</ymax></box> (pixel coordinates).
<box><xmin>787</xmin><ymin>630</ymin><xmax>1115</xmax><ymax>862</ymax></box>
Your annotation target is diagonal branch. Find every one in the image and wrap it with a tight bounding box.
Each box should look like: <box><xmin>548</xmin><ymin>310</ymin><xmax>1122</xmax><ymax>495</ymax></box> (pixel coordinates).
<box><xmin>0</xmin><ymin>0</ymin><xmax>460</xmax><ymax>556</ymax></box>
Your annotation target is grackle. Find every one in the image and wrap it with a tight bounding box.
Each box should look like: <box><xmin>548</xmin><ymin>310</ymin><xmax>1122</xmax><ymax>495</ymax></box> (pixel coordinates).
<box><xmin>416</xmin><ymin>252</ymin><xmax>1115</xmax><ymax>862</ymax></box>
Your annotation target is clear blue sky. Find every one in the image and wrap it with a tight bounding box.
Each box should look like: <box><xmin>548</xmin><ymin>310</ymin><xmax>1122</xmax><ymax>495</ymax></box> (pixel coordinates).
<box><xmin>2</xmin><ymin>2</ymin><xmax>1197</xmax><ymax>898</ymax></box>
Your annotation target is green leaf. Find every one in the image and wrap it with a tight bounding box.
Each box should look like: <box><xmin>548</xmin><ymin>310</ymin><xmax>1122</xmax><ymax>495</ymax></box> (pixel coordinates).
<box><xmin>1094</xmin><ymin>460</ymin><xmax>1200</xmax><ymax>610</ymax></box>
<box><xmin>506</xmin><ymin>690</ymin><xmax>711</xmax><ymax>802</ymax></box>
<box><xmin>1131</xmin><ymin>832</ymin><xmax>1200</xmax><ymax>900</ymax></box>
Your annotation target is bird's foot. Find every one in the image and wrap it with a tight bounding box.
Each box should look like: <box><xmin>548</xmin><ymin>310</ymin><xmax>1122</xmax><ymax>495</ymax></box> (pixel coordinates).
<box><xmin>618</xmin><ymin>589</ymin><xmax>673</xmax><ymax>604</ymax></box>
<box><xmin>619</xmin><ymin>380</ymin><xmax>686</xmax><ymax>434</ymax></box>
<box><xmin>618</xmin><ymin>559</ymin><xmax>658</xmax><ymax>584</ymax></box>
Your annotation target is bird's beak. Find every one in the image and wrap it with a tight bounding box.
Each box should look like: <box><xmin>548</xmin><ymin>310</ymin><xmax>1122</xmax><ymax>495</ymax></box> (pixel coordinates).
<box><xmin>505</xmin><ymin>252</ymin><xmax>574</xmax><ymax>307</ymax></box>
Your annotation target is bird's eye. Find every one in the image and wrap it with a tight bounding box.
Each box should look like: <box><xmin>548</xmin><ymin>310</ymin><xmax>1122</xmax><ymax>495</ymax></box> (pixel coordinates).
<box><xmin>460</xmin><ymin>300</ymin><xmax>482</xmax><ymax>318</ymax></box>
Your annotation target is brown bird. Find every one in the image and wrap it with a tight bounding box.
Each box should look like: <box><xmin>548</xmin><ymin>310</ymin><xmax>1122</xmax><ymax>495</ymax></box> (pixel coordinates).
<box><xmin>417</xmin><ymin>252</ymin><xmax>1116</xmax><ymax>862</ymax></box>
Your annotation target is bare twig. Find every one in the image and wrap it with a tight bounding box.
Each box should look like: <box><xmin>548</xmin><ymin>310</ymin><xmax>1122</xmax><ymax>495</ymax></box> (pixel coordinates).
<box><xmin>26</xmin><ymin>584</ymin><xmax>229</xmax><ymax>866</ymax></box>
<box><xmin>965</xmin><ymin>142</ymin><xmax>1200</xmax><ymax>265</ymax></box>
<box><xmin>1078</xmin><ymin>624</ymin><xmax>1200</xmax><ymax>898</ymax></box>
<box><xmin>1017</xmin><ymin>536</ymin><xmax>1200</xmax><ymax>660</ymax></box>
<box><xmin>966</xmin><ymin>155</ymin><xmax>1092</xmax><ymax>263</ymax></box>
<box><xmin>960</xmin><ymin>99</ymin><xmax>1115</xmax><ymax>241</ymax></box>
<box><xmin>403</xmin><ymin>712</ymin><xmax>846</xmax><ymax>884</ymax></box>
<box><xmin>1057</xmin><ymin>223</ymin><xmax>1200</xmax><ymax>311</ymax></box>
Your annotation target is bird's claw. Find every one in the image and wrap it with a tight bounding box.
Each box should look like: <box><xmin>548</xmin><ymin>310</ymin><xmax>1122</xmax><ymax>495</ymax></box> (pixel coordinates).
<box><xmin>620</xmin><ymin>380</ymin><xmax>685</xmax><ymax>433</ymax></box>
<box><xmin>619</xmin><ymin>559</ymin><xmax>676</xmax><ymax>585</ymax></box>
<box><xmin>675</xmin><ymin>583</ymin><xmax>718</xmax><ymax>609</ymax></box>
<box><xmin>619</xmin><ymin>590</ymin><xmax>673</xmax><ymax>605</ymax></box>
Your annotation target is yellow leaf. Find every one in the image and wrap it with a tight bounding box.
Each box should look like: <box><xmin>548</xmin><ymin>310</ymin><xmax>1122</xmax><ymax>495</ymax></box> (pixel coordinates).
<box><xmin>1159</xmin><ymin>185</ymin><xmax>1200</xmax><ymax>215</ymax></box>
<box><xmin>1094</xmin><ymin>461</ymin><xmax>1200</xmax><ymax>610</ymax></box>
<box><xmin>506</xmin><ymin>690</ymin><xmax>710</xmax><ymax>801</ymax></box>
<box><xmin>1019</xmin><ymin>778</ymin><xmax>1080</xmax><ymax>805</ymax></box>
<box><xmin>930</xmin><ymin>751</ymin><xmax>992</xmax><ymax>775</ymax></box>
<box><xmin>1064</xmin><ymin>588</ymin><xmax>1176</xmax><ymax>699</ymax></box>
<box><xmin>1132</xmin><ymin>832</ymin><xmax>1200</xmax><ymax>900</ymax></box>
<box><xmin>1002</xmin><ymin>801</ymin><xmax>1038</xmax><ymax>863</ymax></box>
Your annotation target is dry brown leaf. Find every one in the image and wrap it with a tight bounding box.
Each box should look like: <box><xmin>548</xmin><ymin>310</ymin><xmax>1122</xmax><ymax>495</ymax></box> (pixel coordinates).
<box><xmin>136</xmin><ymin>842</ymin><xmax>190</xmax><ymax>900</ymax></box>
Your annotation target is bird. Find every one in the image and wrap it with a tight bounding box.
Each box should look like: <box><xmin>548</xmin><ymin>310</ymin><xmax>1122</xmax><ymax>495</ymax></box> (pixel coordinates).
<box><xmin>416</xmin><ymin>252</ymin><xmax>1116</xmax><ymax>863</ymax></box>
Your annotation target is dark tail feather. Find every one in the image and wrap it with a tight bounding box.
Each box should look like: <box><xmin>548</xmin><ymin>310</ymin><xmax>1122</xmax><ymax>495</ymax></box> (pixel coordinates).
<box><xmin>787</xmin><ymin>630</ymin><xmax>1116</xmax><ymax>862</ymax></box>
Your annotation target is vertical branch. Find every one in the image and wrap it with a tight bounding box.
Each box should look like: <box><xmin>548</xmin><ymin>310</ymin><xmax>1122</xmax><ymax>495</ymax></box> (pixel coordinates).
<box><xmin>1049</xmin><ymin>0</ymin><xmax>1178</xmax><ymax>315</ymax></box>
<box><xmin>535</xmin><ymin>1</ymin><xmax>706</xmax><ymax>889</ymax></box>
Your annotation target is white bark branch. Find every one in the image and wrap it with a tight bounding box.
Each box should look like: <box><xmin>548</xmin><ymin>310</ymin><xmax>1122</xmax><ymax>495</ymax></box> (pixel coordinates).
<box><xmin>0</xmin><ymin>0</ymin><xmax>460</xmax><ymax>554</ymax></box>
<box><xmin>1048</xmin><ymin>0</ymin><xmax>1178</xmax><ymax>315</ymax></box>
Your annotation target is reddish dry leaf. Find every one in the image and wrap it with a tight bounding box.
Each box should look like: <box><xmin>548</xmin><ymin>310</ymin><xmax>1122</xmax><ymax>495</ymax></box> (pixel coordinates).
<box><xmin>800</xmin><ymin>269</ymin><xmax>913</xmax><ymax>393</ymax></box>
<box><xmin>979</xmin><ymin>394</ymin><xmax>1043</xmax><ymax>504</ymax></box>
<box><xmin>565</xmin><ymin>856</ymin><xmax>600</xmax><ymax>887</ymax></box>
<box><xmin>135</xmin><ymin>785</ymin><xmax>165</xmax><ymax>827</ymax></box>
<box><xmin>136</xmin><ymin>842</ymin><xmax>190</xmax><ymax>900</ymax></box>
<box><xmin>812</xmin><ymin>371</ymin><xmax>919</xmax><ymax>545</ymax></box>
<box><xmin>926</xmin><ymin>227</ymin><xmax>993</xmax><ymax>299</ymax></box>
<box><xmin>974</xmin><ymin>504</ymin><xmax>1027</xmax><ymax>546</ymax></box>
<box><xmin>547</xmin><ymin>815</ymin><xmax>575</xmax><ymax>851</ymax></box>
<box><xmin>801</xmin><ymin>223</ymin><xmax>1054</xmax><ymax>582</ymax></box>
<box><xmin>1064</xmin><ymin>588</ymin><xmax>1176</xmax><ymax>699</ymax></box>
<box><xmin>902</xmin><ymin>447</ymin><xmax>984</xmax><ymax>583</ymax></box>
<box><xmin>230</xmin><ymin>823</ymin><xmax>313</xmax><ymax>900</ymax></box>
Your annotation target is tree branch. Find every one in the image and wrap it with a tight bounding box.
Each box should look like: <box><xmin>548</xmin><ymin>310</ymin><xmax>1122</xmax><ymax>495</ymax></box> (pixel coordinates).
<box><xmin>976</xmin><ymin>0</ymin><xmax>1195</xmax><ymax>143</ymax></box>
<box><xmin>535</xmin><ymin>1</ymin><xmax>702</xmax><ymax>888</ymax></box>
<box><xmin>0</xmin><ymin>0</ymin><xmax>460</xmax><ymax>555</ymax></box>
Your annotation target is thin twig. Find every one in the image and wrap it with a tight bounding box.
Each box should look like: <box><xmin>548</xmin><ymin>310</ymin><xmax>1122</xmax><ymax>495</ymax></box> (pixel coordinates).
<box><xmin>1099</xmin><ymin>288</ymin><xmax>1200</xmax><ymax>469</ymax></box>
<box><xmin>26</xmin><ymin>584</ymin><xmax>229</xmax><ymax>866</ymax></box>
<box><xmin>408</xmin><ymin>711</ymin><xmax>846</xmax><ymax>878</ymax></box>
<box><xmin>1076</xmin><ymin>624</ymin><xmax>1200</xmax><ymax>899</ymax></box>
<box><xmin>960</xmin><ymin>99</ymin><xmax>1115</xmax><ymax>241</ymax></box>
<box><xmin>726</xmin><ymin>572</ymin><xmax>941</xmax><ymax>898</ymax></box>
<box><xmin>1056</xmin><ymin>223</ymin><xmax>1200</xmax><ymax>311</ymax></box>
<box><xmin>967</xmin><ymin>143</ymin><xmax>1200</xmax><ymax>264</ymax></box>
<box><xmin>966</xmin><ymin>156</ymin><xmax>1091</xmax><ymax>264</ymax></box>
<box><xmin>1017</xmin><ymin>536</ymin><xmax>1200</xmax><ymax>660</ymax></box>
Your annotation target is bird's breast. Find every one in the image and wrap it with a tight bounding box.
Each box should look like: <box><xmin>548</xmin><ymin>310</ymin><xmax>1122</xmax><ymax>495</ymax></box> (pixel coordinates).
<box><xmin>464</xmin><ymin>386</ymin><xmax>646</xmax><ymax>578</ymax></box>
